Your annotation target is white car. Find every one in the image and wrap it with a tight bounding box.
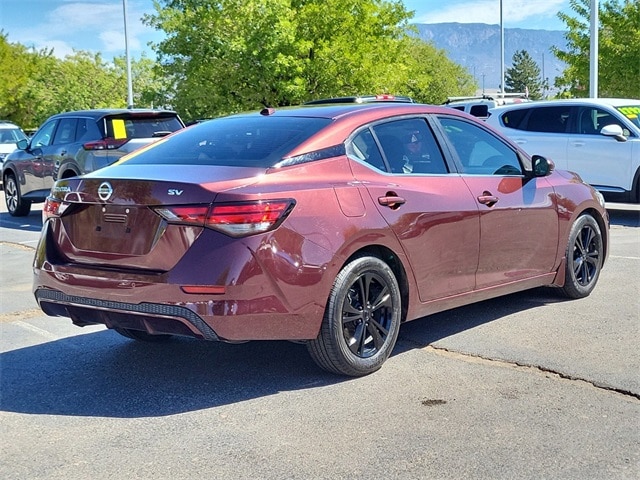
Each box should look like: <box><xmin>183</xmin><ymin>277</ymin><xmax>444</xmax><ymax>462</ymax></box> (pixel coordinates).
<box><xmin>0</xmin><ymin>120</ymin><xmax>28</xmax><ymax>164</ymax></box>
<box><xmin>486</xmin><ymin>98</ymin><xmax>640</xmax><ymax>203</ymax></box>
<box><xmin>444</xmin><ymin>94</ymin><xmax>530</xmax><ymax>120</ymax></box>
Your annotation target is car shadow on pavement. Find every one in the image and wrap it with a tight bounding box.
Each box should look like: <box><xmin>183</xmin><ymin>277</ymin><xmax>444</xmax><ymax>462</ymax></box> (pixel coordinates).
<box><xmin>0</xmin><ymin>210</ymin><xmax>43</xmax><ymax>232</ymax></box>
<box><xmin>0</xmin><ymin>287</ymin><xmax>568</xmax><ymax>419</ymax></box>
<box><xmin>0</xmin><ymin>328</ymin><xmax>345</xmax><ymax>418</ymax></box>
<box><xmin>394</xmin><ymin>287</ymin><xmax>566</xmax><ymax>354</ymax></box>
<box><xmin>607</xmin><ymin>207</ymin><xmax>639</xmax><ymax>227</ymax></box>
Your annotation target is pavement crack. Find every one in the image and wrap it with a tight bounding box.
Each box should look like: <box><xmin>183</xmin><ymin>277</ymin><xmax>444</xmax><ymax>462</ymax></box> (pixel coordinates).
<box><xmin>400</xmin><ymin>337</ymin><xmax>640</xmax><ymax>401</ymax></box>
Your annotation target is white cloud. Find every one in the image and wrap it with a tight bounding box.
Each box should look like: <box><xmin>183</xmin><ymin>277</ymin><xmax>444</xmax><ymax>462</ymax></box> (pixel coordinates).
<box><xmin>414</xmin><ymin>0</ymin><xmax>566</xmax><ymax>26</ymax></box>
<box><xmin>7</xmin><ymin>1</ymin><xmax>154</xmax><ymax>58</ymax></box>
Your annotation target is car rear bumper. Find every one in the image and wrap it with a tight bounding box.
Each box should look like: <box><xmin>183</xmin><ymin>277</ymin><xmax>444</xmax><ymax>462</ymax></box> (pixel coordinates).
<box><xmin>35</xmin><ymin>288</ymin><xmax>221</xmax><ymax>340</ymax></box>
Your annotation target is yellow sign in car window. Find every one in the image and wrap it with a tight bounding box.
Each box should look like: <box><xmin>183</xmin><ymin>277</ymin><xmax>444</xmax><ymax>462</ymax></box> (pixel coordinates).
<box><xmin>618</xmin><ymin>106</ymin><xmax>640</xmax><ymax>120</ymax></box>
<box><xmin>111</xmin><ymin>119</ymin><xmax>127</xmax><ymax>139</ymax></box>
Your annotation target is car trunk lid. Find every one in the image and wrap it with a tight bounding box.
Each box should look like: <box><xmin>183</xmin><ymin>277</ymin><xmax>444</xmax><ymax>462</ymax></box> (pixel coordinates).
<box><xmin>47</xmin><ymin>165</ymin><xmax>265</xmax><ymax>271</ymax></box>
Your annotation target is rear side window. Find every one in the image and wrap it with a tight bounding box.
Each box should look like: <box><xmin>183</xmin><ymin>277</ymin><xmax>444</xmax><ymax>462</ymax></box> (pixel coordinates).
<box><xmin>469</xmin><ymin>104</ymin><xmax>489</xmax><ymax>118</ymax></box>
<box><xmin>524</xmin><ymin>106</ymin><xmax>571</xmax><ymax>133</ymax></box>
<box><xmin>123</xmin><ymin>116</ymin><xmax>332</xmax><ymax>168</ymax></box>
<box><xmin>500</xmin><ymin>108</ymin><xmax>529</xmax><ymax>129</ymax></box>
<box><xmin>53</xmin><ymin>118</ymin><xmax>78</xmax><ymax>145</ymax></box>
<box><xmin>373</xmin><ymin>118</ymin><xmax>448</xmax><ymax>174</ymax></box>
<box><xmin>76</xmin><ymin>118</ymin><xmax>101</xmax><ymax>143</ymax></box>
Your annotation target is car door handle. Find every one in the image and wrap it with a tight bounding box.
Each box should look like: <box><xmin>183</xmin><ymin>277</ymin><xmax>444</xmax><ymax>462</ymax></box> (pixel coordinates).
<box><xmin>571</xmin><ymin>141</ymin><xmax>586</xmax><ymax>147</ymax></box>
<box><xmin>477</xmin><ymin>192</ymin><xmax>499</xmax><ymax>207</ymax></box>
<box><xmin>60</xmin><ymin>150</ymin><xmax>67</xmax><ymax>156</ymax></box>
<box><xmin>378</xmin><ymin>195</ymin><xmax>406</xmax><ymax>209</ymax></box>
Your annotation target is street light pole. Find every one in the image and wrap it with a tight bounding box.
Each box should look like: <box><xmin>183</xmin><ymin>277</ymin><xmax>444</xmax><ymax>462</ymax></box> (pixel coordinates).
<box><xmin>589</xmin><ymin>0</ymin><xmax>599</xmax><ymax>98</ymax></box>
<box><xmin>123</xmin><ymin>0</ymin><xmax>134</xmax><ymax>108</ymax></box>
<box><xmin>500</xmin><ymin>0</ymin><xmax>504</xmax><ymax>98</ymax></box>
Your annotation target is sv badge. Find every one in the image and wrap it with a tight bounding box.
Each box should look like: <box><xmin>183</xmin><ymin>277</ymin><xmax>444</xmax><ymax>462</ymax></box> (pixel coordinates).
<box><xmin>168</xmin><ymin>189</ymin><xmax>184</xmax><ymax>196</ymax></box>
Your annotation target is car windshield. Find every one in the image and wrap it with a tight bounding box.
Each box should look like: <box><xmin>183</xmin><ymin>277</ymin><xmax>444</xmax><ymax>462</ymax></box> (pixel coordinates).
<box><xmin>105</xmin><ymin>116</ymin><xmax>184</xmax><ymax>139</ymax></box>
<box><xmin>0</xmin><ymin>128</ymin><xmax>28</xmax><ymax>144</ymax></box>
<box><xmin>122</xmin><ymin>116</ymin><xmax>332</xmax><ymax>168</ymax></box>
<box><xmin>615</xmin><ymin>105</ymin><xmax>640</xmax><ymax>128</ymax></box>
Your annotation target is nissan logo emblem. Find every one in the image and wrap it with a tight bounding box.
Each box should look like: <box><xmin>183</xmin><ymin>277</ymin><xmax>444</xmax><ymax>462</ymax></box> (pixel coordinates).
<box><xmin>98</xmin><ymin>182</ymin><xmax>113</xmax><ymax>201</ymax></box>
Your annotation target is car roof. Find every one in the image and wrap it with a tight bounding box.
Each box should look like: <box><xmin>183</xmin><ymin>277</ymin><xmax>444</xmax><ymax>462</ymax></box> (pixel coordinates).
<box><xmin>232</xmin><ymin>102</ymin><xmax>462</xmax><ymax>121</ymax></box>
<box><xmin>0</xmin><ymin>120</ymin><xmax>21</xmax><ymax>128</ymax></box>
<box><xmin>47</xmin><ymin>108</ymin><xmax>179</xmax><ymax>120</ymax></box>
<box><xmin>490</xmin><ymin>98</ymin><xmax>640</xmax><ymax>112</ymax></box>
<box><xmin>304</xmin><ymin>94</ymin><xmax>415</xmax><ymax>105</ymax></box>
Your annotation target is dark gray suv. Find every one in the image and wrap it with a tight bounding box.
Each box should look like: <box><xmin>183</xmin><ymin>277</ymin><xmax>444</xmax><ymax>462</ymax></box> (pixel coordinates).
<box><xmin>2</xmin><ymin>109</ymin><xmax>184</xmax><ymax>216</ymax></box>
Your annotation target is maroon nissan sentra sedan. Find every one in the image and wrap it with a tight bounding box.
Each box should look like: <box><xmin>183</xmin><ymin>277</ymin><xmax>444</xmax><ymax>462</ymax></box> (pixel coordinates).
<box><xmin>33</xmin><ymin>103</ymin><xmax>609</xmax><ymax>376</ymax></box>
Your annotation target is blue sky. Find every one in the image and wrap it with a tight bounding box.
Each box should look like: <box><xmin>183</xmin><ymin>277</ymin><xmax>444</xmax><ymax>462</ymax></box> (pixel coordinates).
<box><xmin>1</xmin><ymin>0</ymin><xmax>571</xmax><ymax>60</ymax></box>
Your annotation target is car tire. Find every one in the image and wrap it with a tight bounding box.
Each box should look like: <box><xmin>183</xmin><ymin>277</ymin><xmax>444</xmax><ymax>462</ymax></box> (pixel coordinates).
<box><xmin>4</xmin><ymin>173</ymin><xmax>31</xmax><ymax>217</ymax></box>
<box><xmin>560</xmin><ymin>214</ymin><xmax>603</xmax><ymax>299</ymax></box>
<box><xmin>307</xmin><ymin>255</ymin><xmax>401</xmax><ymax>376</ymax></box>
<box><xmin>114</xmin><ymin>328</ymin><xmax>173</xmax><ymax>342</ymax></box>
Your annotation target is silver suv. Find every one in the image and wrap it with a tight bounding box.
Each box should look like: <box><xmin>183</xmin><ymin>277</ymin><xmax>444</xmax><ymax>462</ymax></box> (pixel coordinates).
<box><xmin>486</xmin><ymin>98</ymin><xmax>640</xmax><ymax>203</ymax></box>
<box><xmin>2</xmin><ymin>109</ymin><xmax>184</xmax><ymax>216</ymax></box>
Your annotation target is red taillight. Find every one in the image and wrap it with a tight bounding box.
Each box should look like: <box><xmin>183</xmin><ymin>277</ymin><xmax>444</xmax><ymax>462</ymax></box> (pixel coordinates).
<box><xmin>375</xmin><ymin>94</ymin><xmax>395</xmax><ymax>101</ymax></box>
<box><xmin>83</xmin><ymin>138</ymin><xmax>129</xmax><ymax>150</ymax></box>
<box><xmin>154</xmin><ymin>200</ymin><xmax>294</xmax><ymax>237</ymax></box>
<box><xmin>42</xmin><ymin>197</ymin><xmax>68</xmax><ymax>219</ymax></box>
<box><xmin>154</xmin><ymin>205</ymin><xmax>210</xmax><ymax>225</ymax></box>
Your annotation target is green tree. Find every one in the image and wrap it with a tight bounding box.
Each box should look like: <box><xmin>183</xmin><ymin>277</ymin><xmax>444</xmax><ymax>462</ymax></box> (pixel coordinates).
<box><xmin>144</xmin><ymin>0</ymin><xmax>475</xmax><ymax>119</ymax></box>
<box><xmin>553</xmin><ymin>0</ymin><xmax>640</xmax><ymax>98</ymax></box>
<box><xmin>113</xmin><ymin>54</ymin><xmax>174</xmax><ymax>109</ymax></box>
<box><xmin>0</xmin><ymin>32</ymin><xmax>164</xmax><ymax>127</ymax></box>
<box><xmin>0</xmin><ymin>33</ymin><xmax>55</xmax><ymax>128</ymax></box>
<box><xmin>504</xmin><ymin>50</ymin><xmax>545</xmax><ymax>100</ymax></box>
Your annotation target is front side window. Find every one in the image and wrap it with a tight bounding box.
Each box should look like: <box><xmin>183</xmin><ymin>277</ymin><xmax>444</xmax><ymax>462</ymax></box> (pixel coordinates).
<box><xmin>31</xmin><ymin>120</ymin><xmax>57</xmax><ymax>148</ymax></box>
<box><xmin>438</xmin><ymin>117</ymin><xmax>523</xmax><ymax>176</ymax></box>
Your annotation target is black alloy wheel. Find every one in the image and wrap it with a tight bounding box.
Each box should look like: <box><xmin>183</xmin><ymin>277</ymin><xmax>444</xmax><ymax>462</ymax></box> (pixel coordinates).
<box><xmin>307</xmin><ymin>255</ymin><xmax>401</xmax><ymax>376</ymax></box>
<box><xmin>561</xmin><ymin>214</ymin><xmax>603</xmax><ymax>299</ymax></box>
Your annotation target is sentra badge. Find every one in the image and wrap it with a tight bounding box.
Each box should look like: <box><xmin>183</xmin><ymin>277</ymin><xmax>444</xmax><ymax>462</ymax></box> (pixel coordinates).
<box><xmin>98</xmin><ymin>182</ymin><xmax>113</xmax><ymax>201</ymax></box>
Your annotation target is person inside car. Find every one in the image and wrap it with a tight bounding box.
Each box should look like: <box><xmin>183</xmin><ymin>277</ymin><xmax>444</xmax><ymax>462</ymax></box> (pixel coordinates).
<box><xmin>402</xmin><ymin>131</ymin><xmax>429</xmax><ymax>173</ymax></box>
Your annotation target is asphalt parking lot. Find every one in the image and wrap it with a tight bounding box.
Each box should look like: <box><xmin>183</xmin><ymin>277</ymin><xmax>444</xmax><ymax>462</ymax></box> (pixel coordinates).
<box><xmin>1</xmin><ymin>201</ymin><xmax>638</xmax><ymax>479</ymax></box>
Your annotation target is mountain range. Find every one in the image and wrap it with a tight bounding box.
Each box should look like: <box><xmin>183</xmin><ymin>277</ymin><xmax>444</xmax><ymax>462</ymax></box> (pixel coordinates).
<box><xmin>414</xmin><ymin>23</ymin><xmax>568</xmax><ymax>93</ymax></box>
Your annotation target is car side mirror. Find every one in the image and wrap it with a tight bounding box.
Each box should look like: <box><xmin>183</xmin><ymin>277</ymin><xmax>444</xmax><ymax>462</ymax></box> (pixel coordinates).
<box><xmin>600</xmin><ymin>124</ymin><xmax>627</xmax><ymax>142</ymax></box>
<box><xmin>532</xmin><ymin>155</ymin><xmax>554</xmax><ymax>177</ymax></box>
<box><xmin>16</xmin><ymin>138</ymin><xmax>29</xmax><ymax>150</ymax></box>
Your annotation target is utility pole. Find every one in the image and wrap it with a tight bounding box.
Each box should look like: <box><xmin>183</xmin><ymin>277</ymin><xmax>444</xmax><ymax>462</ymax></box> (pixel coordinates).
<box><xmin>123</xmin><ymin>0</ymin><xmax>134</xmax><ymax>108</ymax></box>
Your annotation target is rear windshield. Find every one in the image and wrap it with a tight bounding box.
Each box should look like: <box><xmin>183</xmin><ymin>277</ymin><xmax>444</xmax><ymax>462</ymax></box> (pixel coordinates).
<box><xmin>122</xmin><ymin>116</ymin><xmax>332</xmax><ymax>168</ymax></box>
<box><xmin>616</xmin><ymin>105</ymin><xmax>640</xmax><ymax>128</ymax></box>
<box><xmin>105</xmin><ymin>115</ymin><xmax>184</xmax><ymax>140</ymax></box>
